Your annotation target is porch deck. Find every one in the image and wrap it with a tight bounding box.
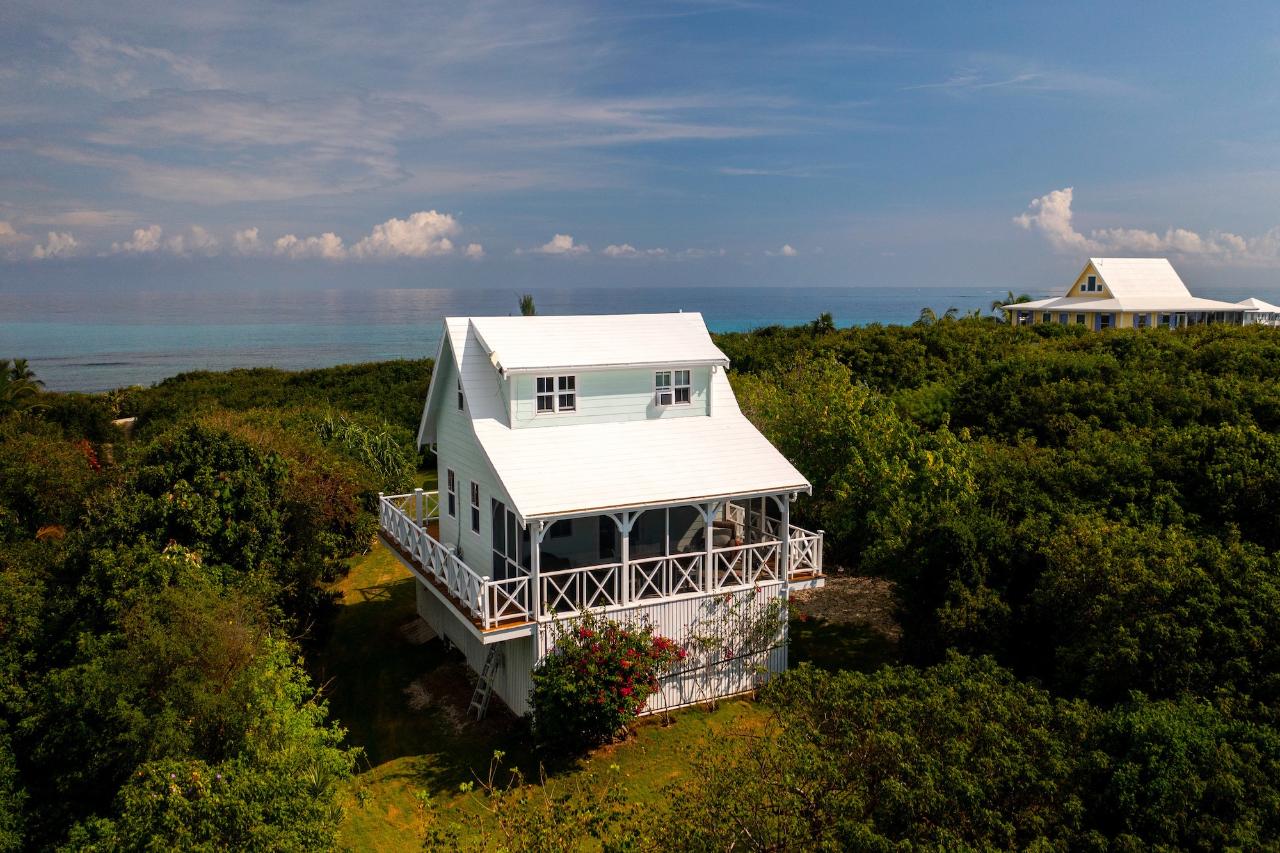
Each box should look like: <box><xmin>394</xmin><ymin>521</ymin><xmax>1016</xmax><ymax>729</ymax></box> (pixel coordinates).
<box><xmin>378</xmin><ymin>491</ymin><xmax>823</xmax><ymax>633</ymax></box>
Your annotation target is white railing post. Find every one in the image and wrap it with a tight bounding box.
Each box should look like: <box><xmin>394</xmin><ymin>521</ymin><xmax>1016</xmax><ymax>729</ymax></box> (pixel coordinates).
<box><xmin>531</xmin><ymin>520</ymin><xmax>544</xmax><ymax>621</ymax></box>
<box><xmin>378</xmin><ymin>492</ymin><xmax>385</xmax><ymax>537</ymax></box>
<box><xmin>700</xmin><ymin>502</ymin><xmax>719</xmax><ymax>592</ymax></box>
<box><xmin>414</xmin><ymin>488</ymin><xmax>424</xmax><ymax>527</ymax></box>
<box><xmin>779</xmin><ymin>494</ymin><xmax>791</xmax><ymax>595</ymax></box>
<box><xmin>481</xmin><ymin>575</ymin><xmax>492</xmax><ymax>628</ymax></box>
<box><xmin>817</xmin><ymin>529</ymin><xmax>824</xmax><ymax>575</ymax></box>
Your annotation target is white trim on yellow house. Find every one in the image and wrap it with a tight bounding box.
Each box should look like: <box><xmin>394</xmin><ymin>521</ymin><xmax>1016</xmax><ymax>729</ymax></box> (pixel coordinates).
<box><xmin>1004</xmin><ymin>258</ymin><xmax>1262</xmax><ymax>329</ymax></box>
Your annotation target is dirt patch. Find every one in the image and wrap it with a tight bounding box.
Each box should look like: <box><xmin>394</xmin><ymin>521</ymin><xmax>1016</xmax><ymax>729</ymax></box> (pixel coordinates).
<box><xmin>398</xmin><ymin>618</ymin><xmax>437</xmax><ymax>645</ymax></box>
<box><xmin>791</xmin><ymin>574</ymin><xmax>901</xmax><ymax>644</ymax></box>
<box><xmin>402</xmin><ymin>657</ymin><xmax>522</xmax><ymax>736</ymax></box>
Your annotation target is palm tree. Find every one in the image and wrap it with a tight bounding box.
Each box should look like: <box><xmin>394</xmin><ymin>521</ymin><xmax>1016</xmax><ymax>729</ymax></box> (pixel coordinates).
<box><xmin>519</xmin><ymin>294</ymin><xmax>536</xmax><ymax>316</ymax></box>
<box><xmin>0</xmin><ymin>359</ymin><xmax>44</xmax><ymax>416</ymax></box>
<box><xmin>915</xmin><ymin>306</ymin><xmax>938</xmax><ymax>326</ymax></box>
<box><xmin>991</xmin><ymin>290</ymin><xmax>1032</xmax><ymax>321</ymax></box>
<box><xmin>810</xmin><ymin>312</ymin><xmax>835</xmax><ymax>334</ymax></box>
<box><xmin>942</xmin><ymin>306</ymin><xmax>960</xmax><ymax>322</ymax></box>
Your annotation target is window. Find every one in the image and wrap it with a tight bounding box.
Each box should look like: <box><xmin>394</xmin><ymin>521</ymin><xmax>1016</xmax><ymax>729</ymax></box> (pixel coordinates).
<box><xmin>557</xmin><ymin>375</ymin><xmax>576</xmax><ymax>411</ymax></box>
<box><xmin>655</xmin><ymin>371</ymin><xmax>672</xmax><ymax>405</ymax></box>
<box><xmin>1085</xmin><ymin>274</ymin><xmax>1098</xmax><ymax>293</ymax></box>
<box><xmin>1075</xmin><ymin>314</ymin><xmax>1086</xmax><ymax>325</ymax></box>
<box><xmin>1097</xmin><ymin>313</ymin><xmax>1113</xmax><ymax>330</ymax></box>
<box><xmin>446</xmin><ymin>469</ymin><xmax>457</xmax><ymax>517</ymax></box>
<box><xmin>1059</xmin><ymin>313</ymin><xmax>1069</xmax><ymax>325</ymax></box>
<box><xmin>548</xmin><ymin>519</ymin><xmax>572</xmax><ymax>539</ymax></box>
<box><xmin>675</xmin><ymin>370</ymin><xmax>691</xmax><ymax>404</ymax></box>
<box><xmin>536</xmin><ymin>375</ymin><xmax>576</xmax><ymax>413</ymax></box>
<box><xmin>1135</xmin><ymin>313</ymin><xmax>1149</xmax><ymax>329</ymax></box>
<box><xmin>1041</xmin><ymin>312</ymin><xmax>1052</xmax><ymax>325</ymax></box>
<box><xmin>1160</xmin><ymin>313</ymin><xmax>1172</xmax><ymax>328</ymax></box>
<box><xmin>456</xmin><ymin>378</ymin><xmax>464</xmax><ymax>411</ymax></box>
<box><xmin>469</xmin><ymin>482</ymin><xmax>480</xmax><ymax>533</ymax></box>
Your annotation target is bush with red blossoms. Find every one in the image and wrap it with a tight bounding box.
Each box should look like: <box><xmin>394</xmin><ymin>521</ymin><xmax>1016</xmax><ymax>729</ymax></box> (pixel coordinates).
<box><xmin>530</xmin><ymin>610</ymin><xmax>686</xmax><ymax>751</ymax></box>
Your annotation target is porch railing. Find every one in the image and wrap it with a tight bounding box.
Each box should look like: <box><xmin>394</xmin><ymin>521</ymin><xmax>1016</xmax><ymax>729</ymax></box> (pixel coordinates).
<box><xmin>379</xmin><ymin>492</ymin><xmax>823</xmax><ymax>627</ymax></box>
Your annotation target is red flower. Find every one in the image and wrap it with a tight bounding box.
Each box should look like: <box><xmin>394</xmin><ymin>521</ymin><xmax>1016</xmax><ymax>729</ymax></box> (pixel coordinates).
<box><xmin>620</xmin><ymin>686</ymin><xmax>633</xmax><ymax>697</ymax></box>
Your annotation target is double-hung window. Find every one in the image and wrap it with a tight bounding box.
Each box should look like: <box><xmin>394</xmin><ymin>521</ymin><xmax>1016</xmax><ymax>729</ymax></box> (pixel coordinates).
<box><xmin>446</xmin><ymin>469</ymin><xmax>457</xmax><ymax>517</ymax></box>
<box><xmin>655</xmin><ymin>369</ymin><xmax>691</xmax><ymax>406</ymax></box>
<box><xmin>456</xmin><ymin>378</ymin><xmax>464</xmax><ymax>411</ymax></box>
<box><xmin>536</xmin><ymin>375</ymin><xmax>576</xmax><ymax>413</ymax></box>
<box><xmin>469</xmin><ymin>482</ymin><xmax>481</xmax><ymax>533</ymax></box>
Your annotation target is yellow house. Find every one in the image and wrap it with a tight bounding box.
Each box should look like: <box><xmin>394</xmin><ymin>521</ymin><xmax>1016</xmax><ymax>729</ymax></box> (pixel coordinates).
<box><xmin>1006</xmin><ymin>258</ymin><xmax>1251</xmax><ymax>330</ymax></box>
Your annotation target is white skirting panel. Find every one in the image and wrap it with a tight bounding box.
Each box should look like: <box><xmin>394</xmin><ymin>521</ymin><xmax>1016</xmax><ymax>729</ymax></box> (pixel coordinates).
<box><xmin>415</xmin><ymin>581</ymin><xmax>789</xmax><ymax>720</ymax></box>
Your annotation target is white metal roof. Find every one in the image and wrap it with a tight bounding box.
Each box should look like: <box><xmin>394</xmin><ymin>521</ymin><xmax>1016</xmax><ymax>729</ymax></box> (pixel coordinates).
<box><xmin>467</xmin><ymin>312</ymin><xmax>730</xmax><ymax>373</ymax></box>
<box><xmin>1238</xmin><ymin>297</ymin><xmax>1280</xmax><ymax>312</ymax></box>
<box><xmin>472</xmin><ymin>370</ymin><xmax>809</xmax><ymax>520</ymax></box>
<box><xmin>1005</xmin><ymin>258</ymin><xmax>1251</xmax><ymax>313</ymax></box>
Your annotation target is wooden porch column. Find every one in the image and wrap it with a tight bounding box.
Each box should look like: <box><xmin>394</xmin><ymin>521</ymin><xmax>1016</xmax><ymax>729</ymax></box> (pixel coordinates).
<box><xmin>699</xmin><ymin>501</ymin><xmax>721</xmax><ymax>593</ymax></box>
<box><xmin>778</xmin><ymin>493</ymin><xmax>792</xmax><ymax>594</ymax></box>
<box><xmin>413</xmin><ymin>487</ymin><xmax>424</xmax><ymax>527</ymax></box>
<box><xmin>611</xmin><ymin>511</ymin><xmax>638</xmax><ymax>607</ymax></box>
<box><xmin>530</xmin><ymin>520</ymin><xmax>546</xmax><ymax>621</ymax></box>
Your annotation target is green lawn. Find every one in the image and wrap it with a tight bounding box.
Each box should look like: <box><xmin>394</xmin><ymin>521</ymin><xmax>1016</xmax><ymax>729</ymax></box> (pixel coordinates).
<box><xmin>316</xmin><ymin>529</ymin><xmax>895</xmax><ymax>849</ymax></box>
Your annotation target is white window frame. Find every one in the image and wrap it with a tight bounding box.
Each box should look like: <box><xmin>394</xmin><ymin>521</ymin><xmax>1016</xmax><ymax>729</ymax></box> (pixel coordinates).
<box><xmin>535</xmin><ymin>375</ymin><xmax>576</xmax><ymax>414</ymax></box>
<box><xmin>1084</xmin><ymin>275</ymin><xmax>1099</xmax><ymax>293</ymax></box>
<box><xmin>469</xmin><ymin>482</ymin><xmax>481</xmax><ymax>533</ymax></box>
<box><xmin>446</xmin><ymin>469</ymin><xmax>457</xmax><ymax>517</ymax></box>
<box><xmin>655</xmin><ymin>369</ymin><xmax>690</xmax><ymax>406</ymax></box>
<box><xmin>456</xmin><ymin>377</ymin><xmax>464</xmax><ymax>411</ymax></box>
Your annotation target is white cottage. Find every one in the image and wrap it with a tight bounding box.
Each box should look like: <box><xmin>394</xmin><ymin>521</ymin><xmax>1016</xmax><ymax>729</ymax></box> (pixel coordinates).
<box><xmin>378</xmin><ymin>313</ymin><xmax>824</xmax><ymax>718</ymax></box>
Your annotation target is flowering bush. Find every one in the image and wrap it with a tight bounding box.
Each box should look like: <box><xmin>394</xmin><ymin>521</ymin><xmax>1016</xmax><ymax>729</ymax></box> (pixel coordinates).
<box><xmin>530</xmin><ymin>611</ymin><xmax>686</xmax><ymax>751</ymax></box>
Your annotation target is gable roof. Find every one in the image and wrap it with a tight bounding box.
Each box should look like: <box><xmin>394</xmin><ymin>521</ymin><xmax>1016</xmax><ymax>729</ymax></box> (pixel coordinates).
<box><xmin>1006</xmin><ymin>258</ymin><xmax>1249</xmax><ymax>313</ymax></box>
<box><xmin>418</xmin><ymin>313</ymin><xmax>808</xmax><ymax>521</ymax></box>
<box><xmin>469</xmin><ymin>312</ymin><xmax>729</xmax><ymax>373</ymax></box>
<box><xmin>1238</xmin><ymin>297</ymin><xmax>1280</xmax><ymax>312</ymax></box>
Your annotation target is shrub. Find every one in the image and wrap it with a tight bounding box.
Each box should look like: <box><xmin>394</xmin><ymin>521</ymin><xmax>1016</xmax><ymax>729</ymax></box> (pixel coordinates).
<box><xmin>529</xmin><ymin>611</ymin><xmax>685</xmax><ymax>751</ymax></box>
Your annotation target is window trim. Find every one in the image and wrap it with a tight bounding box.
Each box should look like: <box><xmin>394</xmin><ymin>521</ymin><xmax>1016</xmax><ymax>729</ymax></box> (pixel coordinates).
<box><xmin>469</xmin><ymin>482</ymin><xmax>481</xmax><ymax>534</ymax></box>
<box><xmin>446</xmin><ymin>469</ymin><xmax>457</xmax><ymax>518</ymax></box>
<box><xmin>656</xmin><ymin>368</ymin><xmax>692</xmax><ymax>406</ymax></box>
<box><xmin>535</xmin><ymin>374</ymin><xmax>577</xmax><ymax>414</ymax></box>
<box><xmin>456</xmin><ymin>377</ymin><xmax>464</xmax><ymax>411</ymax></box>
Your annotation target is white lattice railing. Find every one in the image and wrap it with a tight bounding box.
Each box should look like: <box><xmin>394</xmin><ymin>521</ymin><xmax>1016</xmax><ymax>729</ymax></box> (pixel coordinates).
<box><xmin>380</xmin><ymin>493</ymin><xmax>823</xmax><ymax>627</ymax></box>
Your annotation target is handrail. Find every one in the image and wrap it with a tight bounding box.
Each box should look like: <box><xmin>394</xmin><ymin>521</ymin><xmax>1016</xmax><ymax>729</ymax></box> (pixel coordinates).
<box><xmin>379</xmin><ymin>493</ymin><xmax>823</xmax><ymax>627</ymax></box>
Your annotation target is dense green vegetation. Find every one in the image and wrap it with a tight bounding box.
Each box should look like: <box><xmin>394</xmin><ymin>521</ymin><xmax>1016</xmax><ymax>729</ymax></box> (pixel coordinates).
<box><xmin>5</xmin><ymin>319</ymin><xmax>1280</xmax><ymax>849</ymax></box>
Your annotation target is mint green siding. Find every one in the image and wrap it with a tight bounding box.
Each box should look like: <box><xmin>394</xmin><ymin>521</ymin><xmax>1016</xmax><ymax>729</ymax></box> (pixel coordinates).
<box><xmin>512</xmin><ymin>366</ymin><xmax>711</xmax><ymax>428</ymax></box>
<box><xmin>433</xmin><ymin>347</ymin><xmax>510</xmax><ymax>576</ymax></box>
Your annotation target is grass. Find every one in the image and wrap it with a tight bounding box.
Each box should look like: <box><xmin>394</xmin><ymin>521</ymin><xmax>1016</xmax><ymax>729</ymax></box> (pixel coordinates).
<box><xmin>315</xmin><ymin>514</ymin><xmax>896</xmax><ymax>849</ymax></box>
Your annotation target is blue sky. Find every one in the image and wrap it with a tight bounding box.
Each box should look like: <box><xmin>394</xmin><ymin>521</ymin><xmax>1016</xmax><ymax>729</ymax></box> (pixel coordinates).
<box><xmin>4</xmin><ymin>1</ymin><xmax>1280</xmax><ymax>291</ymax></box>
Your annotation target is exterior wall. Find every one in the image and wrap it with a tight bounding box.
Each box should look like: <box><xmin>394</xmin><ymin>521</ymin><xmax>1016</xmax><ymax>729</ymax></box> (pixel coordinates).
<box><xmin>432</xmin><ymin>348</ymin><xmax>512</xmax><ymax>576</ymax></box>
<box><xmin>415</xmin><ymin>582</ymin><xmax>538</xmax><ymax>716</ymax></box>
<box><xmin>1069</xmin><ymin>263</ymin><xmax>1111</xmax><ymax>298</ymax></box>
<box><xmin>511</xmin><ymin>366</ymin><xmax>711</xmax><ymax>429</ymax></box>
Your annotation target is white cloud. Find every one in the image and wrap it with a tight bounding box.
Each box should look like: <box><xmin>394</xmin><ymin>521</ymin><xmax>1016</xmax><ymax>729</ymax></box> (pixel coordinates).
<box><xmin>602</xmin><ymin>243</ymin><xmax>667</xmax><ymax>258</ymax></box>
<box><xmin>766</xmin><ymin>244</ymin><xmax>798</xmax><ymax>257</ymax></box>
<box><xmin>352</xmin><ymin>210</ymin><xmax>459</xmax><ymax>258</ymax></box>
<box><xmin>273</xmin><ymin>232</ymin><xmax>347</xmax><ymax>260</ymax></box>
<box><xmin>1014</xmin><ymin>187</ymin><xmax>1280</xmax><ymax>266</ymax></box>
<box><xmin>532</xmin><ymin>233</ymin><xmax>589</xmax><ymax>255</ymax></box>
<box><xmin>465</xmin><ymin>243</ymin><xmax>485</xmax><ymax>259</ymax></box>
<box><xmin>0</xmin><ymin>222</ymin><xmax>30</xmax><ymax>245</ymax></box>
<box><xmin>112</xmin><ymin>224</ymin><xmax>163</xmax><ymax>254</ymax></box>
<box><xmin>232</xmin><ymin>227</ymin><xmax>263</xmax><ymax>255</ymax></box>
<box><xmin>31</xmin><ymin>231</ymin><xmax>79</xmax><ymax>259</ymax></box>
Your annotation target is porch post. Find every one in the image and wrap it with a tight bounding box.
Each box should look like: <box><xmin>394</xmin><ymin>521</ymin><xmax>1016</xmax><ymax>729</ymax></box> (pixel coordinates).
<box><xmin>700</xmin><ymin>501</ymin><xmax>720</xmax><ymax>593</ymax></box>
<box><xmin>612</xmin><ymin>511</ymin><xmax>638</xmax><ymax>607</ymax></box>
<box><xmin>530</xmin><ymin>520</ymin><xmax>545</xmax><ymax>621</ymax></box>
<box><xmin>779</xmin><ymin>493</ymin><xmax>791</xmax><ymax>592</ymax></box>
<box><xmin>413</xmin><ymin>487</ymin><xmax>424</xmax><ymax>527</ymax></box>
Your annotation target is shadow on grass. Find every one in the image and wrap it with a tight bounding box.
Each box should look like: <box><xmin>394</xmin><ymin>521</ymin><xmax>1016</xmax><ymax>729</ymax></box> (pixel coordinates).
<box><xmin>789</xmin><ymin>615</ymin><xmax>898</xmax><ymax>673</ymax></box>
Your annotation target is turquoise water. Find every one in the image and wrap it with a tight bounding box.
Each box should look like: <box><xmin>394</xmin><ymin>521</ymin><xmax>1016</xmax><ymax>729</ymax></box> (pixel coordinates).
<box><xmin>1</xmin><ymin>283</ymin><xmax>1270</xmax><ymax>392</ymax></box>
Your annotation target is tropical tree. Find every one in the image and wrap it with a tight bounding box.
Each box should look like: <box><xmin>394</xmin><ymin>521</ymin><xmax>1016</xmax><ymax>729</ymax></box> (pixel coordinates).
<box><xmin>915</xmin><ymin>307</ymin><xmax>938</xmax><ymax>327</ymax></box>
<box><xmin>0</xmin><ymin>361</ymin><xmax>44</xmax><ymax>417</ymax></box>
<box><xmin>991</xmin><ymin>290</ymin><xmax>1032</xmax><ymax>319</ymax></box>
<box><xmin>519</xmin><ymin>294</ymin><xmax>536</xmax><ymax>316</ymax></box>
<box><xmin>810</xmin><ymin>312</ymin><xmax>835</xmax><ymax>335</ymax></box>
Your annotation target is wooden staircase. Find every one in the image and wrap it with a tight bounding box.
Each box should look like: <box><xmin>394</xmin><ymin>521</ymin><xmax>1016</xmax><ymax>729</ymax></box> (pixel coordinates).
<box><xmin>468</xmin><ymin>645</ymin><xmax>505</xmax><ymax>720</ymax></box>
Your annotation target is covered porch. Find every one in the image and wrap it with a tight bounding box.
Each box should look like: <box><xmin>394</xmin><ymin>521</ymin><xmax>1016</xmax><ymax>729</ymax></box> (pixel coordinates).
<box><xmin>378</xmin><ymin>490</ymin><xmax>823</xmax><ymax>633</ymax></box>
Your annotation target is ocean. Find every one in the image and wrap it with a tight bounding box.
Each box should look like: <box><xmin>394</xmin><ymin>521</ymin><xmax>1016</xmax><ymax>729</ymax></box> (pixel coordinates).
<box><xmin>0</xmin><ymin>282</ymin><xmax>1270</xmax><ymax>393</ymax></box>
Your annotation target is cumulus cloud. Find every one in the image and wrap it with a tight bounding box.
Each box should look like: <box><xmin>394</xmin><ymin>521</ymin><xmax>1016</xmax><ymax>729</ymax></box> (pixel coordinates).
<box><xmin>766</xmin><ymin>244</ymin><xmax>798</xmax><ymax>257</ymax></box>
<box><xmin>602</xmin><ymin>243</ymin><xmax>668</xmax><ymax>258</ymax></box>
<box><xmin>232</xmin><ymin>227</ymin><xmax>263</xmax><ymax>255</ymax></box>
<box><xmin>31</xmin><ymin>231</ymin><xmax>79</xmax><ymax>259</ymax></box>
<box><xmin>352</xmin><ymin>210</ymin><xmax>459</xmax><ymax>258</ymax></box>
<box><xmin>532</xmin><ymin>233</ymin><xmax>589</xmax><ymax>255</ymax></box>
<box><xmin>0</xmin><ymin>222</ymin><xmax>30</xmax><ymax>245</ymax></box>
<box><xmin>112</xmin><ymin>224</ymin><xmax>163</xmax><ymax>254</ymax></box>
<box><xmin>1015</xmin><ymin>187</ymin><xmax>1280</xmax><ymax>266</ymax></box>
<box><xmin>465</xmin><ymin>243</ymin><xmax>485</xmax><ymax>259</ymax></box>
<box><xmin>273</xmin><ymin>232</ymin><xmax>346</xmax><ymax>260</ymax></box>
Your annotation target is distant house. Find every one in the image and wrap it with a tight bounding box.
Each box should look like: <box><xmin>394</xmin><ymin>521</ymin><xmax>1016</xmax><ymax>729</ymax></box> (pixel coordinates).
<box><xmin>1237</xmin><ymin>297</ymin><xmax>1280</xmax><ymax>326</ymax></box>
<box><xmin>1005</xmin><ymin>258</ymin><xmax>1261</xmax><ymax>329</ymax></box>
<box><xmin>379</xmin><ymin>313</ymin><xmax>824</xmax><ymax>718</ymax></box>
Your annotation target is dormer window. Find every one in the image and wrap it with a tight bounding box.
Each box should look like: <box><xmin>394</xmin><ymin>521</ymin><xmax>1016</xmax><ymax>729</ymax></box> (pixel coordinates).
<box><xmin>1083</xmin><ymin>275</ymin><xmax>1100</xmax><ymax>293</ymax></box>
<box><xmin>536</xmin><ymin>375</ymin><xmax>576</xmax><ymax>413</ymax></box>
<box><xmin>655</xmin><ymin>369</ymin><xmax>691</xmax><ymax>406</ymax></box>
